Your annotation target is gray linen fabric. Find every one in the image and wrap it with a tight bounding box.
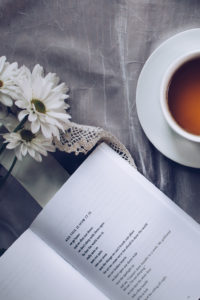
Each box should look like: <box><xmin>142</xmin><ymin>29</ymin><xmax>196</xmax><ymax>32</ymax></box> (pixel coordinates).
<box><xmin>1</xmin><ymin>0</ymin><xmax>200</xmax><ymax>249</ymax></box>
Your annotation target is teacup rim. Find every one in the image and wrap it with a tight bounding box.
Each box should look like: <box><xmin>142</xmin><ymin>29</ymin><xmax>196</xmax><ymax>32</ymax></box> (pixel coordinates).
<box><xmin>160</xmin><ymin>49</ymin><xmax>200</xmax><ymax>143</ymax></box>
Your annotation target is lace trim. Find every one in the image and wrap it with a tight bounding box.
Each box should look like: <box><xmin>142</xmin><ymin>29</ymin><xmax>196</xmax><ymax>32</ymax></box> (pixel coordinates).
<box><xmin>54</xmin><ymin>122</ymin><xmax>136</xmax><ymax>168</ymax></box>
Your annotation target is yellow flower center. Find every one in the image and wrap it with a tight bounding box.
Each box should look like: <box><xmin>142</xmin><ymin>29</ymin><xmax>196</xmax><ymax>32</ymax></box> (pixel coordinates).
<box><xmin>0</xmin><ymin>80</ymin><xmax>3</xmax><ymax>88</ymax></box>
<box><xmin>20</xmin><ymin>129</ymin><xmax>35</xmax><ymax>142</ymax></box>
<box><xmin>31</xmin><ymin>99</ymin><xmax>46</xmax><ymax>114</ymax></box>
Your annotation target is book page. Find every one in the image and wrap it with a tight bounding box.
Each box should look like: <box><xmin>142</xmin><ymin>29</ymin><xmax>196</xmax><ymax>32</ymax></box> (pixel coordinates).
<box><xmin>31</xmin><ymin>143</ymin><xmax>200</xmax><ymax>300</ymax></box>
<box><xmin>0</xmin><ymin>229</ymin><xmax>108</xmax><ymax>300</ymax></box>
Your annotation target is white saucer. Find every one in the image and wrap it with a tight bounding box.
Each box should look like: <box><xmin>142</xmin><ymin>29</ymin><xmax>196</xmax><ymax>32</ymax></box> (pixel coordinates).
<box><xmin>136</xmin><ymin>28</ymin><xmax>200</xmax><ymax>168</ymax></box>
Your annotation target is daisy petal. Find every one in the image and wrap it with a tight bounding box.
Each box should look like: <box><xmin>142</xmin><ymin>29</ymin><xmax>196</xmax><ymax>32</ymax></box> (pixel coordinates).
<box><xmin>21</xmin><ymin>144</ymin><xmax>28</xmax><ymax>156</ymax></box>
<box><xmin>18</xmin><ymin>109</ymin><xmax>29</xmax><ymax>121</ymax></box>
<box><xmin>47</xmin><ymin>111</ymin><xmax>69</xmax><ymax>121</ymax></box>
<box><xmin>6</xmin><ymin>141</ymin><xmax>20</xmax><ymax>149</ymax></box>
<box><xmin>0</xmin><ymin>56</ymin><xmax>6</xmax><ymax>73</ymax></box>
<box><xmin>50</xmin><ymin>125</ymin><xmax>60</xmax><ymax>139</ymax></box>
<box><xmin>41</xmin><ymin>123</ymin><xmax>52</xmax><ymax>139</ymax></box>
<box><xmin>32</xmin><ymin>64</ymin><xmax>44</xmax><ymax>79</ymax></box>
<box><xmin>15</xmin><ymin>146</ymin><xmax>22</xmax><ymax>160</ymax></box>
<box><xmin>28</xmin><ymin>112</ymin><xmax>37</xmax><ymax>122</ymax></box>
<box><xmin>31</xmin><ymin>119</ymin><xmax>40</xmax><ymax>133</ymax></box>
<box><xmin>27</xmin><ymin>147</ymin><xmax>35</xmax><ymax>157</ymax></box>
<box><xmin>15</xmin><ymin>100</ymin><xmax>27</xmax><ymax>109</ymax></box>
<box><xmin>0</xmin><ymin>93</ymin><xmax>13</xmax><ymax>106</ymax></box>
<box><xmin>34</xmin><ymin>152</ymin><xmax>42</xmax><ymax>162</ymax></box>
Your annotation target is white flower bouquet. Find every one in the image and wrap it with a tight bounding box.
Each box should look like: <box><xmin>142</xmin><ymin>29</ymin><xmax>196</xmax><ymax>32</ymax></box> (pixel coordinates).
<box><xmin>0</xmin><ymin>56</ymin><xmax>71</xmax><ymax>186</ymax></box>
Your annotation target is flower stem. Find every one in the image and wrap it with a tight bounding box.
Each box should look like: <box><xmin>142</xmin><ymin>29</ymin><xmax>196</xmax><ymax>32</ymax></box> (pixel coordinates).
<box><xmin>0</xmin><ymin>115</ymin><xmax>28</xmax><ymax>156</ymax></box>
<box><xmin>13</xmin><ymin>115</ymin><xmax>28</xmax><ymax>132</ymax></box>
<box><xmin>0</xmin><ymin>142</ymin><xmax>6</xmax><ymax>156</ymax></box>
<box><xmin>0</xmin><ymin>156</ymin><xmax>17</xmax><ymax>188</ymax></box>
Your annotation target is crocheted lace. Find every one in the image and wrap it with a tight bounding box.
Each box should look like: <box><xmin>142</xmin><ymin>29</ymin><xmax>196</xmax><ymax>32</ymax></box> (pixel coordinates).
<box><xmin>54</xmin><ymin>122</ymin><xmax>136</xmax><ymax>168</ymax></box>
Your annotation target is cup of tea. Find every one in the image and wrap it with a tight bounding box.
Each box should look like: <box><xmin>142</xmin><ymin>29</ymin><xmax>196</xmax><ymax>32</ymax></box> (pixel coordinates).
<box><xmin>160</xmin><ymin>50</ymin><xmax>200</xmax><ymax>142</ymax></box>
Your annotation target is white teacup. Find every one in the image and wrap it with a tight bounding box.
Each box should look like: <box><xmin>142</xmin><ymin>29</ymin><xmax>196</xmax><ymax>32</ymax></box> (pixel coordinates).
<box><xmin>160</xmin><ymin>50</ymin><xmax>200</xmax><ymax>143</ymax></box>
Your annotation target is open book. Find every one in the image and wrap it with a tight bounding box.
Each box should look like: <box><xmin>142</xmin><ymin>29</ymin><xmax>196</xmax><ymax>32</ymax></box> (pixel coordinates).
<box><xmin>0</xmin><ymin>143</ymin><xmax>200</xmax><ymax>300</ymax></box>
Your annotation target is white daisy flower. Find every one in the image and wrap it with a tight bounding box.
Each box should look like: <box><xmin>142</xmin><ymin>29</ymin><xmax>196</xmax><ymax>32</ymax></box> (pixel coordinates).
<box><xmin>0</xmin><ymin>56</ymin><xmax>21</xmax><ymax>107</ymax></box>
<box><xmin>3</xmin><ymin>128</ymin><xmax>55</xmax><ymax>162</ymax></box>
<box><xmin>14</xmin><ymin>64</ymin><xmax>70</xmax><ymax>139</ymax></box>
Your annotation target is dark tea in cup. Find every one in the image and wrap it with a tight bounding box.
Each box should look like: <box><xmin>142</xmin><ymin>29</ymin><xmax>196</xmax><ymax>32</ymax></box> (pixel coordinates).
<box><xmin>167</xmin><ymin>57</ymin><xmax>200</xmax><ymax>135</ymax></box>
